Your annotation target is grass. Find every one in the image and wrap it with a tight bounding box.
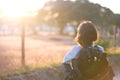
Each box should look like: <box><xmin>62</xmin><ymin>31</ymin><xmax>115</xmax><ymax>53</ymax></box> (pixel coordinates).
<box><xmin>0</xmin><ymin>35</ymin><xmax>120</xmax><ymax>78</ymax></box>
<box><xmin>0</xmin><ymin>35</ymin><xmax>72</xmax><ymax>75</ymax></box>
<box><xmin>107</xmin><ymin>47</ymin><xmax>120</xmax><ymax>54</ymax></box>
<box><xmin>0</xmin><ymin>63</ymin><xmax>60</xmax><ymax>77</ymax></box>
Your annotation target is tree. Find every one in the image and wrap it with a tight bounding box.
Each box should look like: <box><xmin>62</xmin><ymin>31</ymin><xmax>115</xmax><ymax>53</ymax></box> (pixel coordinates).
<box><xmin>36</xmin><ymin>0</ymin><xmax>118</xmax><ymax>35</ymax></box>
<box><xmin>114</xmin><ymin>14</ymin><xmax>120</xmax><ymax>27</ymax></box>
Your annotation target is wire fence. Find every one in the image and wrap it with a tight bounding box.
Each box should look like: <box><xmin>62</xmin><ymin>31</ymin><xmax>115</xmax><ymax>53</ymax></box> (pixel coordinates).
<box><xmin>0</xmin><ymin>35</ymin><xmax>73</xmax><ymax>74</ymax></box>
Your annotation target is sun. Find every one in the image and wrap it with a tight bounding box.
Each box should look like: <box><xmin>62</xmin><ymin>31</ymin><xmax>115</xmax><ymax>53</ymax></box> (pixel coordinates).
<box><xmin>0</xmin><ymin>0</ymin><xmax>49</xmax><ymax>18</ymax></box>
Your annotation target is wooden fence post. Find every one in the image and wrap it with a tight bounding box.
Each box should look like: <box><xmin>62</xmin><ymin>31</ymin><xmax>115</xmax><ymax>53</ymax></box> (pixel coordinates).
<box><xmin>21</xmin><ymin>18</ymin><xmax>25</xmax><ymax>67</ymax></box>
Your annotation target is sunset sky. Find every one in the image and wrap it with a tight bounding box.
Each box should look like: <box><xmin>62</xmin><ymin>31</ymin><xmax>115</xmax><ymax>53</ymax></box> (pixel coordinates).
<box><xmin>0</xmin><ymin>0</ymin><xmax>119</xmax><ymax>18</ymax></box>
<box><xmin>89</xmin><ymin>0</ymin><xmax>120</xmax><ymax>14</ymax></box>
<box><xmin>0</xmin><ymin>0</ymin><xmax>49</xmax><ymax>17</ymax></box>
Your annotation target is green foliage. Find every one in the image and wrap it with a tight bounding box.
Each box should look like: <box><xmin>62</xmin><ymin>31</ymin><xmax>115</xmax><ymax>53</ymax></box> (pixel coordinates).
<box><xmin>36</xmin><ymin>0</ymin><xmax>120</xmax><ymax>34</ymax></box>
<box><xmin>96</xmin><ymin>39</ymin><xmax>110</xmax><ymax>50</ymax></box>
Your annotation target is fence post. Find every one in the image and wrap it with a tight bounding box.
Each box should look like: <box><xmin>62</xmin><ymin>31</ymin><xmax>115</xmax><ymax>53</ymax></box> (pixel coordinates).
<box><xmin>113</xmin><ymin>25</ymin><xmax>117</xmax><ymax>51</ymax></box>
<box><xmin>21</xmin><ymin>18</ymin><xmax>25</xmax><ymax>67</ymax></box>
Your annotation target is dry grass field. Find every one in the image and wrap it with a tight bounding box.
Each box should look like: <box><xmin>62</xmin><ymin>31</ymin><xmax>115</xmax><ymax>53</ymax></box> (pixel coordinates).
<box><xmin>0</xmin><ymin>34</ymin><xmax>74</xmax><ymax>74</ymax></box>
<box><xmin>0</xmin><ymin>34</ymin><xmax>120</xmax><ymax>80</ymax></box>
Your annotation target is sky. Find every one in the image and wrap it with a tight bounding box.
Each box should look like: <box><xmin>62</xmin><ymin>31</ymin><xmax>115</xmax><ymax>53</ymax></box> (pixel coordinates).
<box><xmin>89</xmin><ymin>0</ymin><xmax>120</xmax><ymax>14</ymax></box>
<box><xmin>0</xmin><ymin>0</ymin><xmax>49</xmax><ymax>17</ymax></box>
<box><xmin>0</xmin><ymin>0</ymin><xmax>119</xmax><ymax>17</ymax></box>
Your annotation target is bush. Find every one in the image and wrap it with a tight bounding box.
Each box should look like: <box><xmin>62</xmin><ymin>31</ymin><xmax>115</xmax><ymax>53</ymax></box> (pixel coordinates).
<box><xmin>96</xmin><ymin>39</ymin><xmax>110</xmax><ymax>50</ymax></box>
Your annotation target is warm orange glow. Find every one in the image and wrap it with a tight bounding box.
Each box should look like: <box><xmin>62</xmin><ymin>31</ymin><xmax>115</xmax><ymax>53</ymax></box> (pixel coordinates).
<box><xmin>0</xmin><ymin>0</ymin><xmax>49</xmax><ymax>18</ymax></box>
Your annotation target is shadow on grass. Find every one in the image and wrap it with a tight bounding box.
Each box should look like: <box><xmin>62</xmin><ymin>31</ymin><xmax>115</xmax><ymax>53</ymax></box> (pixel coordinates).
<box><xmin>0</xmin><ymin>65</ymin><xmax>65</xmax><ymax>80</ymax></box>
<box><xmin>0</xmin><ymin>54</ymin><xmax>119</xmax><ymax>80</ymax></box>
<box><xmin>108</xmin><ymin>54</ymin><xmax>120</xmax><ymax>75</ymax></box>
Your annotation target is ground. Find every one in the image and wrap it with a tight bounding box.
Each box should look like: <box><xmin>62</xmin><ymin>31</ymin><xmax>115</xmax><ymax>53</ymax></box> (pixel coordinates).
<box><xmin>0</xmin><ymin>34</ymin><xmax>119</xmax><ymax>80</ymax></box>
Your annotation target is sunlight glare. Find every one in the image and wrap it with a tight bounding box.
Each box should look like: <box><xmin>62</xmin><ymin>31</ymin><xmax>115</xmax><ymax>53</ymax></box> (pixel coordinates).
<box><xmin>0</xmin><ymin>0</ymin><xmax>49</xmax><ymax>17</ymax></box>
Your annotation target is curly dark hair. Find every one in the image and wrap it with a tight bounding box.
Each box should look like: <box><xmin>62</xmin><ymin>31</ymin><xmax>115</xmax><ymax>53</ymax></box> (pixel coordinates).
<box><xmin>75</xmin><ymin>21</ymin><xmax>98</xmax><ymax>47</ymax></box>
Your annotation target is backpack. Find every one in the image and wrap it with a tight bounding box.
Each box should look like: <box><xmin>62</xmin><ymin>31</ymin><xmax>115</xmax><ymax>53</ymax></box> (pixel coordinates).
<box><xmin>71</xmin><ymin>45</ymin><xmax>114</xmax><ymax>80</ymax></box>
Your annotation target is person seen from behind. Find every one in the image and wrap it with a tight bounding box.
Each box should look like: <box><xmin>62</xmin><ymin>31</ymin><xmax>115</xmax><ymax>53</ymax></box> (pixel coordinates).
<box><xmin>62</xmin><ymin>21</ymin><xmax>115</xmax><ymax>80</ymax></box>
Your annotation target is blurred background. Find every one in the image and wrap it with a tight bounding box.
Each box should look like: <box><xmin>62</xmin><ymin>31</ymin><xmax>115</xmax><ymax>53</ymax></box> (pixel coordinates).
<box><xmin>0</xmin><ymin>0</ymin><xmax>120</xmax><ymax>79</ymax></box>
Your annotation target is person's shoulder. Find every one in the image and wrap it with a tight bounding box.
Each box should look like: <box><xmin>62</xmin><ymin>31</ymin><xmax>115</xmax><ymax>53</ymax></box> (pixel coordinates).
<box><xmin>96</xmin><ymin>45</ymin><xmax>105</xmax><ymax>53</ymax></box>
<box><xmin>66</xmin><ymin>45</ymin><xmax>82</xmax><ymax>57</ymax></box>
<box><xmin>72</xmin><ymin>45</ymin><xmax>82</xmax><ymax>50</ymax></box>
<box><xmin>63</xmin><ymin>45</ymin><xmax>82</xmax><ymax>63</ymax></box>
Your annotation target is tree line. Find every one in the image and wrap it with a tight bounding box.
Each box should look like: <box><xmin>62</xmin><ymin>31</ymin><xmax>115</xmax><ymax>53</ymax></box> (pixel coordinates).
<box><xmin>0</xmin><ymin>0</ymin><xmax>120</xmax><ymax>35</ymax></box>
<box><xmin>36</xmin><ymin>0</ymin><xmax>120</xmax><ymax>34</ymax></box>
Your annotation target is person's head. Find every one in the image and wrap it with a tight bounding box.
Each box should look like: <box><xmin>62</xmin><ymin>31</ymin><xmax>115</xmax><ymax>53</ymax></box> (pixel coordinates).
<box><xmin>75</xmin><ymin>21</ymin><xmax>98</xmax><ymax>47</ymax></box>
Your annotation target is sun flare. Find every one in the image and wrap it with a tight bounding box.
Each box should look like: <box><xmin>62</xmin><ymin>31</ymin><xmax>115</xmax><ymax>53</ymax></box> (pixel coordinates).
<box><xmin>0</xmin><ymin>0</ymin><xmax>49</xmax><ymax>18</ymax></box>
